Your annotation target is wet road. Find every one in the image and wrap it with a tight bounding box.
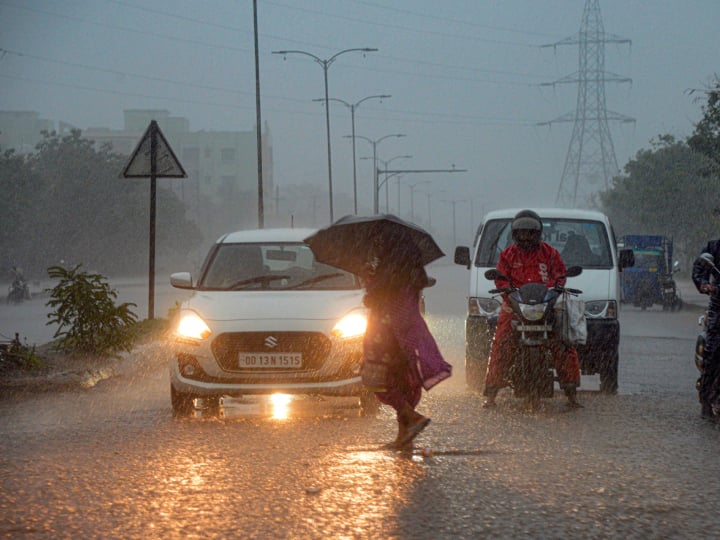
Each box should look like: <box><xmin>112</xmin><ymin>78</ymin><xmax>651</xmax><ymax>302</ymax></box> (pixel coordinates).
<box><xmin>1</xmin><ymin>265</ymin><xmax>720</xmax><ymax>538</ymax></box>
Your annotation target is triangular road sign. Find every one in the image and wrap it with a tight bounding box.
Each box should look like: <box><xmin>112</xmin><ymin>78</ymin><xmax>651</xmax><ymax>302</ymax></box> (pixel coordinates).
<box><xmin>122</xmin><ymin>120</ymin><xmax>187</xmax><ymax>178</ymax></box>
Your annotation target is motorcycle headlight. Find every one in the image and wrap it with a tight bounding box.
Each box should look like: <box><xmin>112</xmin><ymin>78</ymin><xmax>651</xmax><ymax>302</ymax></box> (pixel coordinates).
<box><xmin>332</xmin><ymin>310</ymin><xmax>368</xmax><ymax>339</ymax></box>
<box><xmin>469</xmin><ymin>297</ymin><xmax>501</xmax><ymax>316</ymax></box>
<box><xmin>585</xmin><ymin>300</ymin><xmax>617</xmax><ymax>319</ymax></box>
<box><xmin>519</xmin><ymin>302</ymin><xmax>547</xmax><ymax>321</ymax></box>
<box><xmin>175</xmin><ymin>311</ymin><xmax>212</xmax><ymax>340</ymax></box>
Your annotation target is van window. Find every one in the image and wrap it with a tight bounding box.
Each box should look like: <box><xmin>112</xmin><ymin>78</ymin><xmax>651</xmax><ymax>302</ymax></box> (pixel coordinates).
<box><xmin>475</xmin><ymin>218</ymin><xmax>613</xmax><ymax>269</ymax></box>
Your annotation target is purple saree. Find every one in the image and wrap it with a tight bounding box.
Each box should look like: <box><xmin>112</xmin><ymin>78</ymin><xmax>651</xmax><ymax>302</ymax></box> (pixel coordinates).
<box><xmin>362</xmin><ymin>282</ymin><xmax>452</xmax><ymax>411</ymax></box>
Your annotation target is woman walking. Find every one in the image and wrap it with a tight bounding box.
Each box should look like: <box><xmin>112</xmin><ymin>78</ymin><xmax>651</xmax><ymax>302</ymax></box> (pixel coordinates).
<box><xmin>361</xmin><ymin>236</ymin><xmax>452</xmax><ymax>449</ymax></box>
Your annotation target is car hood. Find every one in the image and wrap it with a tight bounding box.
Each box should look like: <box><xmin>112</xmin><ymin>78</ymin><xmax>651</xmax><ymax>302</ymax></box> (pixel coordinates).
<box><xmin>184</xmin><ymin>290</ymin><xmax>366</xmax><ymax>321</ymax></box>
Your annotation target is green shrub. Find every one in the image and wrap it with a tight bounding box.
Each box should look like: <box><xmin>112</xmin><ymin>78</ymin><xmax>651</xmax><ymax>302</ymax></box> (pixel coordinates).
<box><xmin>45</xmin><ymin>265</ymin><xmax>138</xmax><ymax>355</ymax></box>
<box><xmin>0</xmin><ymin>333</ymin><xmax>44</xmax><ymax>371</ymax></box>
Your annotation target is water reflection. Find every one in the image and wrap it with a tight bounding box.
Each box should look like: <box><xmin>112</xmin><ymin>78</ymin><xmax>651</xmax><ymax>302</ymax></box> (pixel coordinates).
<box><xmin>192</xmin><ymin>394</ymin><xmax>361</xmax><ymax>421</ymax></box>
<box><xmin>269</xmin><ymin>393</ymin><xmax>291</xmax><ymax>420</ymax></box>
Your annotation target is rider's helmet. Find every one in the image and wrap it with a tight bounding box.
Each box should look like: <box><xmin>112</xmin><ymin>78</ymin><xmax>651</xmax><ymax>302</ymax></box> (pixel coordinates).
<box><xmin>511</xmin><ymin>209</ymin><xmax>543</xmax><ymax>252</ymax></box>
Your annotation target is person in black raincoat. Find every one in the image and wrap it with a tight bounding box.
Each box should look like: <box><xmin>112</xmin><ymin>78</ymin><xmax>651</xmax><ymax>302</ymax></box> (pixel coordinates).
<box><xmin>691</xmin><ymin>239</ymin><xmax>720</xmax><ymax>420</ymax></box>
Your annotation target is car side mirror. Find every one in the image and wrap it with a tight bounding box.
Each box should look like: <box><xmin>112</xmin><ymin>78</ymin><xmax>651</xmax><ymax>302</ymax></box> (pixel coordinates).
<box><xmin>170</xmin><ymin>272</ymin><xmax>194</xmax><ymax>289</ymax></box>
<box><xmin>454</xmin><ymin>246</ymin><xmax>471</xmax><ymax>269</ymax></box>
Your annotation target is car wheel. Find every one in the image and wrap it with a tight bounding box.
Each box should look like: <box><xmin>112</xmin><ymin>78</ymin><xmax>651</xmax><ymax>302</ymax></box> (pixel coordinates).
<box><xmin>171</xmin><ymin>384</ymin><xmax>197</xmax><ymax>417</ymax></box>
<box><xmin>599</xmin><ymin>352</ymin><xmax>618</xmax><ymax>394</ymax></box>
<box><xmin>465</xmin><ymin>356</ymin><xmax>487</xmax><ymax>393</ymax></box>
<box><xmin>359</xmin><ymin>390</ymin><xmax>381</xmax><ymax>416</ymax></box>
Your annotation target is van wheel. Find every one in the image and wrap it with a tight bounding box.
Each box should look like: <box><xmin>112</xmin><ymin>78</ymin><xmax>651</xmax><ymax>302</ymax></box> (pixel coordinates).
<box><xmin>171</xmin><ymin>385</ymin><xmax>196</xmax><ymax>417</ymax></box>
<box><xmin>465</xmin><ymin>356</ymin><xmax>487</xmax><ymax>393</ymax></box>
<box><xmin>599</xmin><ymin>352</ymin><xmax>618</xmax><ymax>394</ymax></box>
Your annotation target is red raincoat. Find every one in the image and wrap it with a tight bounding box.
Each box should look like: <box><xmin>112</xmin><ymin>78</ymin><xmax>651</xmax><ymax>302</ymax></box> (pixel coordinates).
<box><xmin>484</xmin><ymin>242</ymin><xmax>581</xmax><ymax>390</ymax></box>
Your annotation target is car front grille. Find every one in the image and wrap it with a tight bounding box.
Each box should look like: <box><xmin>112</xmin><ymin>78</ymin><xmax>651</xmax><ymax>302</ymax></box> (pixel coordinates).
<box><xmin>212</xmin><ymin>331</ymin><xmax>331</xmax><ymax>373</ymax></box>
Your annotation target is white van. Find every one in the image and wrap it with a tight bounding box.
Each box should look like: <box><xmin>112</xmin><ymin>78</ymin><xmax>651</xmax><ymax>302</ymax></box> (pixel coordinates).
<box><xmin>454</xmin><ymin>208</ymin><xmax>634</xmax><ymax>394</ymax></box>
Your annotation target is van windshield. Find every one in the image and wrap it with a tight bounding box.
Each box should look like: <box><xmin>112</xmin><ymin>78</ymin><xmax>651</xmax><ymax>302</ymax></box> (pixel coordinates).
<box><xmin>475</xmin><ymin>218</ymin><xmax>613</xmax><ymax>269</ymax></box>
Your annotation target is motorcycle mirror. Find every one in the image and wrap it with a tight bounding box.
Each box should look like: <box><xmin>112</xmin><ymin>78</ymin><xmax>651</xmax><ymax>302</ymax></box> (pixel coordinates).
<box><xmin>565</xmin><ymin>265</ymin><xmax>583</xmax><ymax>278</ymax></box>
<box><xmin>484</xmin><ymin>269</ymin><xmax>504</xmax><ymax>281</ymax></box>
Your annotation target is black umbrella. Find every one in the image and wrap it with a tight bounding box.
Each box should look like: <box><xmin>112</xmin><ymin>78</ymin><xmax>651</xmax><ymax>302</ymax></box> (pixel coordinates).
<box><xmin>304</xmin><ymin>214</ymin><xmax>445</xmax><ymax>276</ymax></box>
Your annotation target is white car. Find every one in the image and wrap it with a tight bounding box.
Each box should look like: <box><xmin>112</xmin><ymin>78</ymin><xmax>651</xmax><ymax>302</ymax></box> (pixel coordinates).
<box><xmin>168</xmin><ymin>228</ymin><xmax>376</xmax><ymax>416</ymax></box>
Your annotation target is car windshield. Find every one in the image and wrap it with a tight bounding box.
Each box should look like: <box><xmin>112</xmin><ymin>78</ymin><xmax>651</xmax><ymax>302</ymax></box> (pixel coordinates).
<box><xmin>475</xmin><ymin>218</ymin><xmax>613</xmax><ymax>269</ymax></box>
<box><xmin>199</xmin><ymin>242</ymin><xmax>361</xmax><ymax>291</ymax></box>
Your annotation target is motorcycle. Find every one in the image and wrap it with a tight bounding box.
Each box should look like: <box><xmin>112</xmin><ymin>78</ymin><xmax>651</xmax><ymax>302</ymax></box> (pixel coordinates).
<box><xmin>485</xmin><ymin>265</ymin><xmax>584</xmax><ymax>408</ymax></box>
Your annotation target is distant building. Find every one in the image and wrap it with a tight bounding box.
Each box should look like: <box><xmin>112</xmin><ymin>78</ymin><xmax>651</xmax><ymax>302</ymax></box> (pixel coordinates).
<box><xmin>0</xmin><ymin>111</ymin><xmax>58</xmax><ymax>153</ymax></box>
<box><xmin>85</xmin><ymin>109</ymin><xmax>273</xmax><ymax>215</ymax></box>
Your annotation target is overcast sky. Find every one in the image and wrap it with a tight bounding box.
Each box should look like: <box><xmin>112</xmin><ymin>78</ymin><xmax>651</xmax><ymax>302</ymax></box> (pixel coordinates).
<box><xmin>1</xmin><ymin>0</ymin><xmax>718</xmax><ymax>240</ymax></box>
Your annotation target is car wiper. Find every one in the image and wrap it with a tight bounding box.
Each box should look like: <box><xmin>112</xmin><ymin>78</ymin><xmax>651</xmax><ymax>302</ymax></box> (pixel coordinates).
<box><xmin>228</xmin><ymin>275</ymin><xmax>290</xmax><ymax>290</ymax></box>
<box><xmin>286</xmin><ymin>273</ymin><xmax>344</xmax><ymax>289</ymax></box>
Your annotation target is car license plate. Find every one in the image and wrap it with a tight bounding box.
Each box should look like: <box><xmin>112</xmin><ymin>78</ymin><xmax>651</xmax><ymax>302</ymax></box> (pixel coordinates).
<box><xmin>238</xmin><ymin>353</ymin><xmax>302</xmax><ymax>368</ymax></box>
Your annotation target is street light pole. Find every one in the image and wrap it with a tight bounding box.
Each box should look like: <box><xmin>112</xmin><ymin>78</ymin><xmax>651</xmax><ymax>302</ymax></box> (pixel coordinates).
<box><xmin>406</xmin><ymin>180</ymin><xmax>431</xmax><ymax>221</ymax></box>
<box><xmin>272</xmin><ymin>47</ymin><xmax>378</xmax><ymax>222</ymax></box>
<box><xmin>442</xmin><ymin>198</ymin><xmax>467</xmax><ymax>246</ymax></box>
<box><xmin>314</xmin><ymin>95</ymin><xmax>391</xmax><ymax>214</ymax></box>
<box><xmin>360</xmin><ymin>154</ymin><xmax>412</xmax><ymax>212</ymax></box>
<box><xmin>349</xmin><ymin>133</ymin><xmax>406</xmax><ymax>213</ymax></box>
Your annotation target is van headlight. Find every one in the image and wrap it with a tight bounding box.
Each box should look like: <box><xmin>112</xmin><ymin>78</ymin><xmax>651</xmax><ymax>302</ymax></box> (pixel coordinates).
<box><xmin>175</xmin><ymin>311</ymin><xmax>212</xmax><ymax>340</ymax></box>
<box><xmin>585</xmin><ymin>300</ymin><xmax>617</xmax><ymax>319</ymax></box>
<box><xmin>469</xmin><ymin>297</ymin><xmax>501</xmax><ymax>316</ymax></box>
<box><xmin>332</xmin><ymin>310</ymin><xmax>368</xmax><ymax>339</ymax></box>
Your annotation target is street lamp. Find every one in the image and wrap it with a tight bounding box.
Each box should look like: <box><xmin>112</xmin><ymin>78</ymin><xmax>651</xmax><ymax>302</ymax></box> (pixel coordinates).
<box><xmin>348</xmin><ymin>133</ymin><xmax>406</xmax><ymax>213</ymax></box>
<box><xmin>406</xmin><ymin>180</ymin><xmax>431</xmax><ymax>222</ymax></box>
<box><xmin>426</xmin><ymin>190</ymin><xmax>447</xmax><ymax>229</ymax></box>
<box><xmin>360</xmin><ymin>154</ymin><xmax>412</xmax><ymax>212</ymax></box>
<box><xmin>314</xmin><ymin>95</ymin><xmax>391</xmax><ymax>214</ymax></box>
<box><xmin>442</xmin><ymin>198</ymin><xmax>468</xmax><ymax>246</ymax></box>
<box><xmin>272</xmin><ymin>47</ymin><xmax>378</xmax><ymax>223</ymax></box>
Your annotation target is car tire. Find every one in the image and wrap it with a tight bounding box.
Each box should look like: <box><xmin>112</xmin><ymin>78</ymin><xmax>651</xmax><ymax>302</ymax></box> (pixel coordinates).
<box><xmin>599</xmin><ymin>351</ymin><xmax>619</xmax><ymax>394</ymax></box>
<box><xmin>359</xmin><ymin>390</ymin><xmax>381</xmax><ymax>416</ymax></box>
<box><xmin>465</xmin><ymin>356</ymin><xmax>487</xmax><ymax>393</ymax></box>
<box><xmin>171</xmin><ymin>384</ymin><xmax>196</xmax><ymax>417</ymax></box>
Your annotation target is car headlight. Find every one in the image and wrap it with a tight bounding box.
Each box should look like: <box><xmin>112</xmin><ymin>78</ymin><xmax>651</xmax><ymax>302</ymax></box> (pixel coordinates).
<box><xmin>469</xmin><ymin>297</ymin><xmax>501</xmax><ymax>316</ymax></box>
<box><xmin>585</xmin><ymin>300</ymin><xmax>617</xmax><ymax>319</ymax></box>
<box><xmin>175</xmin><ymin>311</ymin><xmax>212</xmax><ymax>340</ymax></box>
<box><xmin>332</xmin><ymin>310</ymin><xmax>368</xmax><ymax>339</ymax></box>
<box><xmin>519</xmin><ymin>302</ymin><xmax>547</xmax><ymax>321</ymax></box>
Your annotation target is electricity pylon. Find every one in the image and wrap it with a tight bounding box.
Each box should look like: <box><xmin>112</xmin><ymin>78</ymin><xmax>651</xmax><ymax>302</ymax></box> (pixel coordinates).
<box><xmin>539</xmin><ymin>0</ymin><xmax>634</xmax><ymax>207</ymax></box>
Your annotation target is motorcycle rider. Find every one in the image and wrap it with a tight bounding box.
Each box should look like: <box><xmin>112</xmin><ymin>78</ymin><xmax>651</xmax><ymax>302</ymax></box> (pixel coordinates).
<box><xmin>691</xmin><ymin>242</ymin><xmax>720</xmax><ymax>420</ymax></box>
<box><xmin>8</xmin><ymin>266</ymin><xmax>30</xmax><ymax>301</ymax></box>
<box><xmin>483</xmin><ymin>209</ymin><xmax>582</xmax><ymax>408</ymax></box>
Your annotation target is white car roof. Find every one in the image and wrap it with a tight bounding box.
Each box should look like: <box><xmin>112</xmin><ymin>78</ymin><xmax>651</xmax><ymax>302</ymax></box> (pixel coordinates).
<box><xmin>216</xmin><ymin>228</ymin><xmax>318</xmax><ymax>244</ymax></box>
<box><xmin>482</xmin><ymin>207</ymin><xmax>610</xmax><ymax>223</ymax></box>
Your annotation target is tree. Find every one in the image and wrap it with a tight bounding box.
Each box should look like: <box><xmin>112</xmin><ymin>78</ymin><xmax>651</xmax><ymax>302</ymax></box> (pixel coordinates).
<box><xmin>0</xmin><ymin>130</ymin><xmax>202</xmax><ymax>278</ymax></box>
<box><xmin>599</xmin><ymin>135</ymin><xmax>720</xmax><ymax>263</ymax></box>
<box><xmin>688</xmin><ymin>76</ymin><xmax>720</xmax><ymax>166</ymax></box>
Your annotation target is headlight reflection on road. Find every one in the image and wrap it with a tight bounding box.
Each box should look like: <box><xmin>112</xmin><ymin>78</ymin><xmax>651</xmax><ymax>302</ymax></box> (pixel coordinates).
<box><xmin>269</xmin><ymin>393</ymin><xmax>292</xmax><ymax>420</ymax></box>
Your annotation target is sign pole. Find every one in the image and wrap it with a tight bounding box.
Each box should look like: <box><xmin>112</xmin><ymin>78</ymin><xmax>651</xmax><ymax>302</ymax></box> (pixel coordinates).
<box><xmin>149</xmin><ymin>123</ymin><xmax>157</xmax><ymax>320</ymax></box>
<box><xmin>121</xmin><ymin>119</ymin><xmax>187</xmax><ymax>321</ymax></box>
